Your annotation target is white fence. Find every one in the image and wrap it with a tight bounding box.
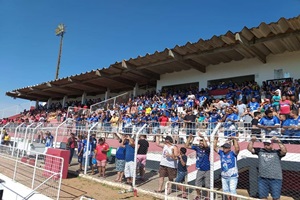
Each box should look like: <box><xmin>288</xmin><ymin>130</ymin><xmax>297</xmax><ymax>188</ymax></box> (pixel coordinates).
<box><xmin>0</xmin><ymin>144</ymin><xmax>63</xmax><ymax>200</ymax></box>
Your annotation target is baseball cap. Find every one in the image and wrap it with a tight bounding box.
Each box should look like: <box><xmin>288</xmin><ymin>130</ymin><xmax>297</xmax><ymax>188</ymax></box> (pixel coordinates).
<box><xmin>221</xmin><ymin>143</ymin><xmax>231</xmax><ymax>148</ymax></box>
<box><xmin>263</xmin><ymin>139</ymin><xmax>272</xmax><ymax>144</ymax></box>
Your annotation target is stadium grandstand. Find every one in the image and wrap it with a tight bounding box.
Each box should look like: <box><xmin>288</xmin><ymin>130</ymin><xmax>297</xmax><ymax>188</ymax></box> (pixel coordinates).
<box><xmin>1</xmin><ymin>15</ymin><xmax>300</xmax><ymax>200</ymax></box>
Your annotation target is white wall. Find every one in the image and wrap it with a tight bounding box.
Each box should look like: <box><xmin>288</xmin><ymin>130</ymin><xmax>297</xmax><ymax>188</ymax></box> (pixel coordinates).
<box><xmin>157</xmin><ymin>51</ymin><xmax>300</xmax><ymax>91</ymax></box>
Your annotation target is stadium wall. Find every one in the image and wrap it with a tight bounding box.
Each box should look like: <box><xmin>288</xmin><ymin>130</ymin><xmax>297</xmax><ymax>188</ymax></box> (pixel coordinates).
<box><xmin>157</xmin><ymin>51</ymin><xmax>300</xmax><ymax>91</ymax></box>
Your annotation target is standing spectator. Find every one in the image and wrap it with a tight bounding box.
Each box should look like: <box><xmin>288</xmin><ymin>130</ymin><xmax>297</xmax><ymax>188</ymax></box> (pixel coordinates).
<box><xmin>159</xmin><ymin>112</ymin><xmax>169</xmax><ymax>136</ymax></box>
<box><xmin>183</xmin><ymin>109</ymin><xmax>197</xmax><ymax>136</ymax></box>
<box><xmin>248</xmin><ymin>98</ymin><xmax>260</xmax><ymax>112</ymax></box>
<box><xmin>67</xmin><ymin>133</ymin><xmax>77</xmax><ymax>165</ymax></box>
<box><xmin>258</xmin><ymin>110</ymin><xmax>280</xmax><ymax>138</ymax></box>
<box><xmin>155</xmin><ymin>135</ymin><xmax>178</xmax><ymax>194</ymax></box>
<box><xmin>175</xmin><ymin>147</ymin><xmax>188</xmax><ymax>199</ymax></box>
<box><xmin>185</xmin><ymin>134</ymin><xmax>210</xmax><ymax>200</ymax></box>
<box><xmin>214</xmin><ymin>136</ymin><xmax>240</xmax><ymax>200</ymax></box>
<box><xmin>77</xmin><ymin>135</ymin><xmax>84</xmax><ymax>172</ymax></box>
<box><xmin>95</xmin><ymin>138</ymin><xmax>109</xmax><ymax>177</ymax></box>
<box><xmin>223</xmin><ymin>107</ymin><xmax>239</xmax><ymax>137</ymax></box>
<box><xmin>44</xmin><ymin>131</ymin><xmax>54</xmax><ymax>153</ymax></box>
<box><xmin>137</xmin><ymin>134</ymin><xmax>149</xmax><ymax>181</ymax></box>
<box><xmin>113</xmin><ymin>133</ymin><xmax>126</xmax><ymax>182</ymax></box>
<box><xmin>251</xmin><ymin>112</ymin><xmax>262</xmax><ymax>138</ymax></box>
<box><xmin>236</xmin><ymin>100</ymin><xmax>246</xmax><ymax>120</ymax></box>
<box><xmin>272</xmin><ymin>90</ymin><xmax>281</xmax><ymax>112</ymax></box>
<box><xmin>123</xmin><ymin>135</ymin><xmax>135</xmax><ymax>185</ymax></box>
<box><xmin>279</xmin><ymin>95</ymin><xmax>292</xmax><ymax>116</ymax></box>
<box><xmin>247</xmin><ymin>136</ymin><xmax>287</xmax><ymax>200</ymax></box>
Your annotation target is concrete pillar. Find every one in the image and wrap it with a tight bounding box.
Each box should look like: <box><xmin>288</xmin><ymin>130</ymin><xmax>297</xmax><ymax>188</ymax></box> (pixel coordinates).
<box><xmin>47</xmin><ymin>98</ymin><xmax>52</xmax><ymax>110</ymax></box>
<box><xmin>35</xmin><ymin>100</ymin><xmax>39</xmax><ymax>109</ymax></box>
<box><xmin>133</xmin><ymin>83</ymin><xmax>139</xmax><ymax>97</ymax></box>
<box><xmin>105</xmin><ymin>88</ymin><xmax>110</xmax><ymax>100</ymax></box>
<box><xmin>62</xmin><ymin>95</ymin><xmax>68</xmax><ymax>108</ymax></box>
<box><xmin>81</xmin><ymin>92</ymin><xmax>87</xmax><ymax>105</ymax></box>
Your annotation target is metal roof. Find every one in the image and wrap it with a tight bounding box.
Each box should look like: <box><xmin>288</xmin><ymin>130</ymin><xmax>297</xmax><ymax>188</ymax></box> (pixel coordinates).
<box><xmin>6</xmin><ymin>15</ymin><xmax>300</xmax><ymax>101</ymax></box>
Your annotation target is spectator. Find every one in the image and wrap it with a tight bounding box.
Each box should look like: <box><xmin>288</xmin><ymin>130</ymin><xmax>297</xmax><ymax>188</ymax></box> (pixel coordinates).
<box><xmin>123</xmin><ymin>135</ymin><xmax>135</xmax><ymax>185</ymax></box>
<box><xmin>155</xmin><ymin>135</ymin><xmax>179</xmax><ymax>194</ymax></box>
<box><xmin>183</xmin><ymin>109</ymin><xmax>197</xmax><ymax>136</ymax></box>
<box><xmin>258</xmin><ymin>110</ymin><xmax>280</xmax><ymax>138</ymax></box>
<box><xmin>248</xmin><ymin>98</ymin><xmax>260</xmax><ymax>112</ymax></box>
<box><xmin>66</xmin><ymin>133</ymin><xmax>77</xmax><ymax>165</ymax></box>
<box><xmin>271</xmin><ymin>90</ymin><xmax>281</xmax><ymax>112</ymax></box>
<box><xmin>251</xmin><ymin>112</ymin><xmax>262</xmax><ymax>138</ymax></box>
<box><xmin>95</xmin><ymin>138</ymin><xmax>109</xmax><ymax>177</ymax></box>
<box><xmin>279</xmin><ymin>95</ymin><xmax>292</xmax><ymax>116</ymax></box>
<box><xmin>159</xmin><ymin>112</ymin><xmax>169</xmax><ymax>136</ymax></box>
<box><xmin>137</xmin><ymin>134</ymin><xmax>149</xmax><ymax>181</ymax></box>
<box><xmin>113</xmin><ymin>133</ymin><xmax>126</xmax><ymax>182</ymax></box>
<box><xmin>175</xmin><ymin>147</ymin><xmax>188</xmax><ymax>199</ymax></box>
<box><xmin>247</xmin><ymin>136</ymin><xmax>287</xmax><ymax>200</ymax></box>
<box><xmin>44</xmin><ymin>131</ymin><xmax>54</xmax><ymax>153</ymax></box>
<box><xmin>214</xmin><ymin>136</ymin><xmax>240</xmax><ymax>200</ymax></box>
<box><xmin>223</xmin><ymin>107</ymin><xmax>239</xmax><ymax>137</ymax></box>
<box><xmin>185</xmin><ymin>133</ymin><xmax>210</xmax><ymax>200</ymax></box>
<box><xmin>77</xmin><ymin>135</ymin><xmax>84</xmax><ymax>172</ymax></box>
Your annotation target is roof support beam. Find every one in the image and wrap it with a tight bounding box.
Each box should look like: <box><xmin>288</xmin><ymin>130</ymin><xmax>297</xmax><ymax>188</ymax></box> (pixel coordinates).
<box><xmin>235</xmin><ymin>33</ymin><xmax>267</xmax><ymax>63</ymax></box>
<box><xmin>168</xmin><ymin>49</ymin><xmax>206</xmax><ymax>73</ymax></box>
<box><xmin>121</xmin><ymin>60</ymin><xmax>160</xmax><ymax>80</ymax></box>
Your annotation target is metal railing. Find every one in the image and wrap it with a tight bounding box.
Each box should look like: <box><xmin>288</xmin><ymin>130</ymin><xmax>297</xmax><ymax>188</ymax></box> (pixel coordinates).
<box><xmin>0</xmin><ymin>144</ymin><xmax>63</xmax><ymax>200</ymax></box>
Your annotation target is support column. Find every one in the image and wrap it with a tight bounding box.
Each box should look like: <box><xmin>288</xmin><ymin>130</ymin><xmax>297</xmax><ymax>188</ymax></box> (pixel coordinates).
<box><xmin>35</xmin><ymin>100</ymin><xmax>39</xmax><ymax>109</ymax></box>
<box><xmin>133</xmin><ymin>83</ymin><xmax>139</xmax><ymax>97</ymax></box>
<box><xmin>47</xmin><ymin>98</ymin><xmax>52</xmax><ymax>110</ymax></box>
<box><xmin>81</xmin><ymin>92</ymin><xmax>87</xmax><ymax>105</ymax></box>
<box><xmin>62</xmin><ymin>95</ymin><xmax>68</xmax><ymax>108</ymax></box>
<box><xmin>105</xmin><ymin>88</ymin><xmax>110</xmax><ymax>100</ymax></box>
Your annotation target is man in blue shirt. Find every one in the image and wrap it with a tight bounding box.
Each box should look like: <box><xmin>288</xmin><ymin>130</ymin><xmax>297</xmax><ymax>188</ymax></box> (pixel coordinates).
<box><xmin>258</xmin><ymin>109</ymin><xmax>280</xmax><ymax>138</ymax></box>
<box><xmin>123</xmin><ymin>135</ymin><xmax>135</xmax><ymax>186</ymax></box>
<box><xmin>214</xmin><ymin>136</ymin><xmax>240</xmax><ymax>199</ymax></box>
<box><xmin>248</xmin><ymin>98</ymin><xmax>260</xmax><ymax>112</ymax></box>
<box><xmin>185</xmin><ymin>133</ymin><xmax>210</xmax><ymax>200</ymax></box>
<box><xmin>223</xmin><ymin>108</ymin><xmax>239</xmax><ymax>137</ymax></box>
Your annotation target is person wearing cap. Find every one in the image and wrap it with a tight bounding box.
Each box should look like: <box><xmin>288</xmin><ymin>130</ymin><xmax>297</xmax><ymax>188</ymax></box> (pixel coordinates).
<box><xmin>214</xmin><ymin>136</ymin><xmax>240</xmax><ymax>199</ymax></box>
<box><xmin>258</xmin><ymin>109</ymin><xmax>280</xmax><ymax>137</ymax></box>
<box><xmin>206</xmin><ymin>106</ymin><xmax>222</xmax><ymax>139</ymax></box>
<box><xmin>247</xmin><ymin>136</ymin><xmax>287</xmax><ymax>200</ymax></box>
<box><xmin>185</xmin><ymin>133</ymin><xmax>210</xmax><ymax>200</ymax></box>
<box><xmin>155</xmin><ymin>135</ymin><xmax>179</xmax><ymax>194</ymax></box>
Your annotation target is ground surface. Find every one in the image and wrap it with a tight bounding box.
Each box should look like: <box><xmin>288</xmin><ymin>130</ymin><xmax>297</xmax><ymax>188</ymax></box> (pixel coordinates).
<box><xmin>60</xmin><ymin>175</ymin><xmax>162</xmax><ymax>200</ymax></box>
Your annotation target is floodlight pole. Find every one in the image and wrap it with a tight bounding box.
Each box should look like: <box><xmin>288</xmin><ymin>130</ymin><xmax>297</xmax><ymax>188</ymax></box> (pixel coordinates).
<box><xmin>55</xmin><ymin>24</ymin><xmax>66</xmax><ymax>80</ymax></box>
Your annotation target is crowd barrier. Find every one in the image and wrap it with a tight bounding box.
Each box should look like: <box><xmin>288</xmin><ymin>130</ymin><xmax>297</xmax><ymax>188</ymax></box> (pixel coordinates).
<box><xmin>165</xmin><ymin>181</ymin><xmax>259</xmax><ymax>200</ymax></box>
<box><xmin>2</xmin><ymin>120</ymin><xmax>300</xmax><ymax>199</ymax></box>
<box><xmin>0</xmin><ymin>144</ymin><xmax>63</xmax><ymax>200</ymax></box>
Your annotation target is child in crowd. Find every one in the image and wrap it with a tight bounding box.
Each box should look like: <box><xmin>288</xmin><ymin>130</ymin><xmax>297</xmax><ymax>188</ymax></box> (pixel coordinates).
<box><xmin>175</xmin><ymin>147</ymin><xmax>188</xmax><ymax>199</ymax></box>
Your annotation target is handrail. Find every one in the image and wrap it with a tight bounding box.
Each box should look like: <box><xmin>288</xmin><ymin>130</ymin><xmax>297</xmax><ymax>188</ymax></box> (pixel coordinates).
<box><xmin>84</xmin><ymin>122</ymin><xmax>99</xmax><ymax>174</ymax></box>
<box><xmin>132</xmin><ymin>123</ymin><xmax>148</xmax><ymax>188</ymax></box>
<box><xmin>12</xmin><ymin>122</ymin><xmax>25</xmax><ymax>156</ymax></box>
<box><xmin>22</xmin><ymin>123</ymin><xmax>35</xmax><ymax>157</ymax></box>
<box><xmin>54</xmin><ymin>119</ymin><xmax>69</xmax><ymax>148</ymax></box>
<box><xmin>209</xmin><ymin>122</ymin><xmax>222</xmax><ymax>200</ymax></box>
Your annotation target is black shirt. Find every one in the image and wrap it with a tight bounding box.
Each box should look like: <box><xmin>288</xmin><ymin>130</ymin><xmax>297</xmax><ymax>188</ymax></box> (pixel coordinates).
<box><xmin>251</xmin><ymin>118</ymin><xmax>261</xmax><ymax>135</ymax></box>
<box><xmin>137</xmin><ymin>139</ymin><xmax>149</xmax><ymax>155</ymax></box>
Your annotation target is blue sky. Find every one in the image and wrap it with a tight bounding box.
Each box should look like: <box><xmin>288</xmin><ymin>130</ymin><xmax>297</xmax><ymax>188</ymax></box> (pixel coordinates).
<box><xmin>0</xmin><ymin>0</ymin><xmax>300</xmax><ymax>114</ymax></box>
